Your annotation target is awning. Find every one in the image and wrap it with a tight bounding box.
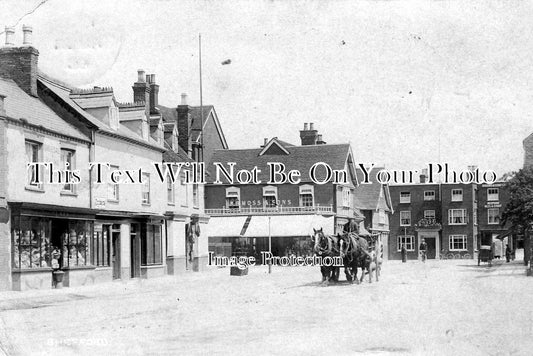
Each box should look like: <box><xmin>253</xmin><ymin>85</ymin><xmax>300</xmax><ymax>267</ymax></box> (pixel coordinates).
<box><xmin>205</xmin><ymin>216</ymin><xmax>249</xmax><ymax>237</ymax></box>
<box><xmin>245</xmin><ymin>215</ymin><xmax>334</xmax><ymax>237</ymax></box>
<box><xmin>495</xmin><ymin>230</ymin><xmax>513</xmax><ymax>240</ymax></box>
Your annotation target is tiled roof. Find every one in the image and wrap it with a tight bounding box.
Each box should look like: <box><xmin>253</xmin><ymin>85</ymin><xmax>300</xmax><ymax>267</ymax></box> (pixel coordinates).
<box><xmin>163</xmin><ymin>148</ymin><xmax>193</xmax><ymax>163</ymax></box>
<box><xmin>354</xmin><ymin>167</ymin><xmax>391</xmax><ymax>211</ymax></box>
<box><xmin>0</xmin><ymin>78</ymin><xmax>88</xmax><ymax>141</ymax></box>
<box><xmin>39</xmin><ymin>74</ymin><xmax>165</xmax><ymax>152</ymax></box>
<box><xmin>207</xmin><ymin>141</ymin><xmax>352</xmax><ymax>184</ymax></box>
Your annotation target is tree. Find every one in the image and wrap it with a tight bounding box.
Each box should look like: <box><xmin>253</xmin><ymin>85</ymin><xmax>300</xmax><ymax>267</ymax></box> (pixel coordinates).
<box><xmin>501</xmin><ymin>167</ymin><xmax>533</xmax><ymax>266</ymax></box>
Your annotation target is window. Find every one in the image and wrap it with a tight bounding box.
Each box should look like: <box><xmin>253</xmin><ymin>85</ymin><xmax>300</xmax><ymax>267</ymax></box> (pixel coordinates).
<box><xmin>488</xmin><ymin>208</ymin><xmax>500</xmax><ymax>225</ymax></box>
<box><xmin>400</xmin><ymin>192</ymin><xmax>411</xmax><ymax>203</ymax></box>
<box><xmin>424</xmin><ymin>210</ymin><xmax>435</xmax><ymax>219</ymax></box>
<box><xmin>225</xmin><ymin>187</ymin><xmax>240</xmax><ymax>209</ymax></box>
<box><xmin>397</xmin><ymin>235</ymin><xmax>414</xmax><ymax>251</ymax></box>
<box><xmin>299</xmin><ymin>185</ymin><xmax>314</xmax><ymax>207</ymax></box>
<box><xmin>180</xmin><ymin>173</ymin><xmax>189</xmax><ymax>207</ymax></box>
<box><xmin>400</xmin><ymin>211</ymin><xmax>411</xmax><ymax>226</ymax></box>
<box><xmin>109</xmin><ymin>107</ymin><xmax>119</xmax><ymax>130</ymax></box>
<box><xmin>451</xmin><ymin>189</ymin><xmax>463</xmax><ymax>202</ymax></box>
<box><xmin>448</xmin><ymin>209</ymin><xmax>467</xmax><ymax>225</ymax></box>
<box><xmin>12</xmin><ymin>216</ymin><xmax>50</xmax><ymax>269</ymax></box>
<box><xmin>107</xmin><ymin>165</ymin><xmax>119</xmax><ymax>202</ymax></box>
<box><xmin>449</xmin><ymin>235</ymin><xmax>467</xmax><ymax>251</ymax></box>
<box><xmin>167</xmin><ymin>179</ymin><xmax>174</xmax><ymax>205</ymax></box>
<box><xmin>92</xmin><ymin>225</ymin><xmax>110</xmax><ymax>267</ymax></box>
<box><xmin>142</xmin><ymin>224</ymin><xmax>162</xmax><ymax>265</ymax></box>
<box><xmin>263</xmin><ymin>186</ymin><xmax>278</xmax><ymax>208</ymax></box>
<box><xmin>60</xmin><ymin>149</ymin><xmax>75</xmax><ymax>193</ymax></box>
<box><xmin>424</xmin><ymin>190</ymin><xmax>435</xmax><ymax>201</ymax></box>
<box><xmin>141</xmin><ymin>173</ymin><xmax>150</xmax><ymax>204</ymax></box>
<box><xmin>193</xmin><ymin>183</ymin><xmax>199</xmax><ymax>207</ymax></box>
<box><xmin>378</xmin><ymin>210</ymin><xmax>386</xmax><ymax>224</ymax></box>
<box><xmin>341</xmin><ymin>187</ymin><xmax>351</xmax><ymax>207</ymax></box>
<box><xmin>61</xmin><ymin>220</ymin><xmax>92</xmax><ymax>267</ymax></box>
<box><xmin>487</xmin><ymin>188</ymin><xmax>499</xmax><ymax>202</ymax></box>
<box><xmin>25</xmin><ymin>140</ymin><xmax>42</xmax><ymax>188</ymax></box>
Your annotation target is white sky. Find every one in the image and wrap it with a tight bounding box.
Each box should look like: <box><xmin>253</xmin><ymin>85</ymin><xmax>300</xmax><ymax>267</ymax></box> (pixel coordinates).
<box><xmin>2</xmin><ymin>0</ymin><xmax>533</xmax><ymax>177</ymax></box>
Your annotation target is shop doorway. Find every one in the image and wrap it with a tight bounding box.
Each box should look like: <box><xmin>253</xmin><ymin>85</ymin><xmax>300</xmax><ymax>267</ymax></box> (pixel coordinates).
<box><xmin>130</xmin><ymin>223</ymin><xmax>141</xmax><ymax>278</ymax></box>
<box><xmin>111</xmin><ymin>224</ymin><xmax>121</xmax><ymax>279</ymax></box>
<box><xmin>419</xmin><ymin>233</ymin><xmax>438</xmax><ymax>259</ymax></box>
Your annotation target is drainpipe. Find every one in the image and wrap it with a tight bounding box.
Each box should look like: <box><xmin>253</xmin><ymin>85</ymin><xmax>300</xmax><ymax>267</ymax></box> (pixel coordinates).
<box><xmin>89</xmin><ymin>130</ymin><xmax>95</xmax><ymax>209</ymax></box>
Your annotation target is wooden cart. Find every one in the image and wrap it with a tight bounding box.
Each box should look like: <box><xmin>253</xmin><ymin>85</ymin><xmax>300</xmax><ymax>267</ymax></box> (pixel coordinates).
<box><xmin>478</xmin><ymin>245</ymin><xmax>493</xmax><ymax>267</ymax></box>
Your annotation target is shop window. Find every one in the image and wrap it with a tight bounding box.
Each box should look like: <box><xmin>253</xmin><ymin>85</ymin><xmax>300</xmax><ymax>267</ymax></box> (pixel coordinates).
<box><xmin>12</xmin><ymin>216</ymin><xmax>51</xmax><ymax>269</ymax></box>
<box><xmin>263</xmin><ymin>186</ymin><xmax>278</xmax><ymax>208</ymax></box>
<box><xmin>451</xmin><ymin>189</ymin><xmax>463</xmax><ymax>202</ymax></box>
<box><xmin>107</xmin><ymin>165</ymin><xmax>119</xmax><ymax>202</ymax></box>
<box><xmin>488</xmin><ymin>208</ymin><xmax>500</xmax><ymax>225</ymax></box>
<box><xmin>487</xmin><ymin>188</ymin><xmax>499</xmax><ymax>202</ymax></box>
<box><xmin>12</xmin><ymin>217</ymin><xmax>93</xmax><ymax>269</ymax></box>
<box><xmin>59</xmin><ymin>220</ymin><xmax>92</xmax><ymax>267</ymax></box>
<box><xmin>92</xmin><ymin>225</ymin><xmax>110</xmax><ymax>267</ymax></box>
<box><xmin>142</xmin><ymin>224</ymin><xmax>162</xmax><ymax>265</ymax></box>
<box><xmin>449</xmin><ymin>235</ymin><xmax>467</xmax><ymax>251</ymax></box>
<box><xmin>448</xmin><ymin>209</ymin><xmax>467</xmax><ymax>225</ymax></box>
<box><xmin>424</xmin><ymin>190</ymin><xmax>435</xmax><ymax>201</ymax></box>
<box><xmin>400</xmin><ymin>211</ymin><xmax>411</xmax><ymax>226</ymax></box>
<box><xmin>342</xmin><ymin>188</ymin><xmax>351</xmax><ymax>207</ymax></box>
<box><xmin>141</xmin><ymin>173</ymin><xmax>150</xmax><ymax>205</ymax></box>
<box><xmin>397</xmin><ymin>235</ymin><xmax>414</xmax><ymax>251</ymax></box>
<box><xmin>61</xmin><ymin>148</ymin><xmax>76</xmax><ymax>193</ymax></box>
<box><xmin>225</xmin><ymin>187</ymin><xmax>240</xmax><ymax>209</ymax></box>
<box><xmin>25</xmin><ymin>140</ymin><xmax>43</xmax><ymax>189</ymax></box>
<box><xmin>299</xmin><ymin>185</ymin><xmax>314</xmax><ymax>207</ymax></box>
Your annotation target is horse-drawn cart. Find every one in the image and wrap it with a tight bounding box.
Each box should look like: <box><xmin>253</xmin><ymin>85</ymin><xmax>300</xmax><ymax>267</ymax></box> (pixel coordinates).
<box><xmin>478</xmin><ymin>245</ymin><xmax>493</xmax><ymax>267</ymax></box>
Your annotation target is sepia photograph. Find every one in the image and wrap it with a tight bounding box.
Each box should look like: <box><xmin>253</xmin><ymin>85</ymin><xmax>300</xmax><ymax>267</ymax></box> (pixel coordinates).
<box><xmin>1</xmin><ymin>0</ymin><xmax>533</xmax><ymax>355</ymax></box>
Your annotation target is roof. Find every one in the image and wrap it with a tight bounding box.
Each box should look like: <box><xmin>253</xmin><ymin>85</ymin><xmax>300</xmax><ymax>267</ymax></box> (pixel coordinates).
<box><xmin>354</xmin><ymin>167</ymin><xmax>393</xmax><ymax>212</ymax></box>
<box><xmin>157</xmin><ymin>104</ymin><xmax>229</xmax><ymax>149</ymax></box>
<box><xmin>207</xmin><ymin>140</ymin><xmax>354</xmax><ymax>184</ymax></box>
<box><xmin>163</xmin><ymin>145</ymin><xmax>194</xmax><ymax>163</ymax></box>
<box><xmin>38</xmin><ymin>73</ymin><xmax>165</xmax><ymax>152</ymax></box>
<box><xmin>0</xmin><ymin>78</ymin><xmax>89</xmax><ymax>141</ymax></box>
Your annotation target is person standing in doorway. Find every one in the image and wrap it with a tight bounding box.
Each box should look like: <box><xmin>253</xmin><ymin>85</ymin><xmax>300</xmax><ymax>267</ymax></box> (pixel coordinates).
<box><xmin>419</xmin><ymin>239</ymin><xmax>427</xmax><ymax>262</ymax></box>
<box><xmin>505</xmin><ymin>244</ymin><xmax>512</xmax><ymax>263</ymax></box>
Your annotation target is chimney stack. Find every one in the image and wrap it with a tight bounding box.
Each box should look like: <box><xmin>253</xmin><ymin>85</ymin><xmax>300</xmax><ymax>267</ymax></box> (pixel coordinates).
<box><xmin>420</xmin><ymin>168</ymin><xmax>428</xmax><ymax>183</ymax></box>
<box><xmin>0</xmin><ymin>26</ymin><xmax>39</xmax><ymax>96</ymax></box>
<box><xmin>22</xmin><ymin>25</ymin><xmax>32</xmax><ymax>46</ymax></box>
<box><xmin>4</xmin><ymin>27</ymin><xmax>14</xmax><ymax>46</ymax></box>
<box><xmin>0</xmin><ymin>95</ymin><xmax>6</xmax><ymax>116</ymax></box>
<box><xmin>148</xmin><ymin>74</ymin><xmax>159</xmax><ymax>113</ymax></box>
<box><xmin>261</xmin><ymin>138</ymin><xmax>268</xmax><ymax>147</ymax></box>
<box><xmin>300</xmin><ymin>122</ymin><xmax>319</xmax><ymax>145</ymax></box>
<box><xmin>177</xmin><ymin>93</ymin><xmax>192</xmax><ymax>157</ymax></box>
<box><xmin>132</xmin><ymin>69</ymin><xmax>150</xmax><ymax>117</ymax></box>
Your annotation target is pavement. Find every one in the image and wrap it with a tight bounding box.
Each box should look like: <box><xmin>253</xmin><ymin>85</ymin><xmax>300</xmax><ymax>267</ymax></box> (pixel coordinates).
<box><xmin>0</xmin><ymin>255</ymin><xmax>532</xmax><ymax>356</ymax></box>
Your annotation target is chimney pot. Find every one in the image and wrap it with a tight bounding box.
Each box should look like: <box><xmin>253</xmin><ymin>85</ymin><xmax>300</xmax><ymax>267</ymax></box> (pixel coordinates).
<box><xmin>150</xmin><ymin>74</ymin><xmax>155</xmax><ymax>83</ymax></box>
<box><xmin>317</xmin><ymin>134</ymin><xmax>322</xmax><ymax>141</ymax></box>
<box><xmin>146</xmin><ymin>74</ymin><xmax>151</xmax><ymax>83</ymax></box>
<box><xmin>181</xmin><ymin>93</ymin><xmax>188</xmax><ymax>106</ymax></box>
<box><xmin>0</xmin><ymin>95</ymin><xmax>6</xmax><ymax>116</ymax></box>
<box><xmin>4</xmin><ymin>27</ymin><xmax>14</xmax><ymax>46</ymax></box>
<box><xmin>309</xmin><ymin>122</ymin><xmax>314</xmax><ymax>130</ymax></box>
<box><xmin>22</xmin><ymin>25</ymin><xmax>32</xmax><ymax>46</ymax></box>
<box><xmin>137</xmin><ymin>69</ymin><xmax>145</xmax><ymax>83</ymax></box>
<box><xmin>304</xmin><ymin>123</ymin><xmax>308</xmax><ymax>130</ymax></box>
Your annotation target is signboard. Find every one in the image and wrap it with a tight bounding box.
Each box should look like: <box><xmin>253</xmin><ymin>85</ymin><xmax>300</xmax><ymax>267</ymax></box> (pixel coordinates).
<box><xmin>95</xmin><ymin>198</ymin><xmax>106</xmax><ymax>208</ymax></box>
<box><xmin>484</xmin><ymin>202</ymin><xmax>501</xmax><ymax>208</ymax></box>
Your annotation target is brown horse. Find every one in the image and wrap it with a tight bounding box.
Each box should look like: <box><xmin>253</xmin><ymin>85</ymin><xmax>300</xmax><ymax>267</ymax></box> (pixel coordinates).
<box><xmin>340</xmin><ymin>232</ymin><xmax>374</xmax><ymax>284</ymax></box>
<box><xmin>312</xmin><ymin>228</ymin><xmax>341</xmax><ymax>285</ymax></box>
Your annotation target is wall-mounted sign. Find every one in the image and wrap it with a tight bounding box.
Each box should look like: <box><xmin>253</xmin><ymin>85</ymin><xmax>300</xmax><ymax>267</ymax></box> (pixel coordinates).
<box><xmin>484</xmin><ymin>202</ymin><xmax>501</xmax><ymax>208</ymax></box>
<box><xmin>95</xmin><ymin>198</ymin><xmax>106</xmax><ymax>208</ymax></box>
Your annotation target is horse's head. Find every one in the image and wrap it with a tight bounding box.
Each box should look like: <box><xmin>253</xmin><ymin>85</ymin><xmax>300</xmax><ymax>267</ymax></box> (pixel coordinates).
<box><xmin>312</xmin><ymin>228</ymin><xmax>327</xmax><ymax>254</ymax></box>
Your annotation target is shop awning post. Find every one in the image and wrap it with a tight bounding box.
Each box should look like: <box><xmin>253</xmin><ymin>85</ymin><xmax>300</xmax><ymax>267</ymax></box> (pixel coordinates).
<box><xmin>268</xmin><ymin>216</ymin><xmax>272</xmax><ymax>274</ymax></box>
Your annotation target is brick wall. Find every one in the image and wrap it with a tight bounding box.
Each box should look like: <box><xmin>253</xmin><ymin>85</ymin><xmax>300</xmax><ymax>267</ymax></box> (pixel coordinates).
<box><xmin>0</xmin><ymin>46</ymin><xmax>39</xmax><ymax>97</ymax></box>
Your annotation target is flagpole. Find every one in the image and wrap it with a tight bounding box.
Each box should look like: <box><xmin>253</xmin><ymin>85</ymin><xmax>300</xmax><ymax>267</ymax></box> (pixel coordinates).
<box><xmin>199</xmin><ymin>34</ymin><xmax>204</xmax><ymax>163</ymax></box>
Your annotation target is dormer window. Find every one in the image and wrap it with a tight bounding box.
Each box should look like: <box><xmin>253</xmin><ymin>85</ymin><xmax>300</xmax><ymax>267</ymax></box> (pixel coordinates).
<box><xmin>299</xmin><ymin>184</ymin><xmax>314</xmax><ymax>207</ymax></box>
<box><xmin>225</xmin><ymin>187</ymin><xmax>240</xmax><ymax>209</ymax></box>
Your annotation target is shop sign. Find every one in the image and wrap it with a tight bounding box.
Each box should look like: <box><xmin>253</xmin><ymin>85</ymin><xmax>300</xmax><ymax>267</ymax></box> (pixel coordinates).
<box><xmin>484</xmin><ymin>202</ymin><xmax>501</xmax><ymax>208</ymax></box>
<box><xmin>95</xmin><ymin>198</ymin><xmax>106</xmax><ymax>208</ymax></box>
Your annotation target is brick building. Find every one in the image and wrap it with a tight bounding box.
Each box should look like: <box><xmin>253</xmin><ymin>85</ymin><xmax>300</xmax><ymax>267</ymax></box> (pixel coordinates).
<box><xmin>204</xmin><ymin>123</ymin><xmax>361</xmax><ymax>259</ymax></box>
<box><xmin>389</xmin><ymin>175</ymin><xmax>479</xmax><ymax>260</ymax></box>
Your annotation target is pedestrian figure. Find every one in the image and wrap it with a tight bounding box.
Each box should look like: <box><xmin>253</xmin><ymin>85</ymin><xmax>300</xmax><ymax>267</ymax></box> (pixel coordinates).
<box><xmin>419</xmin><ymin>239</ymin><xmax>427</xmax><ymax>262</ymax></box>
<box><xmin>505</xmin><ymin>244</ymin><xmax>512</xmax><ymax>263</ymax></box>
<box><xmin>401</xmin><ymin>244</ymin><xmax>407</xmax><ymax>263</ymax></box>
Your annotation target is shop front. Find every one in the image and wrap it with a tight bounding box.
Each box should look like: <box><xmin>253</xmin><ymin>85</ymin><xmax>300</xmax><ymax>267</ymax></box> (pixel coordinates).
<box><xmin>10</xmin><ymin>203</ymin><xmax>97</xmax><ymax>291</ymax></box>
